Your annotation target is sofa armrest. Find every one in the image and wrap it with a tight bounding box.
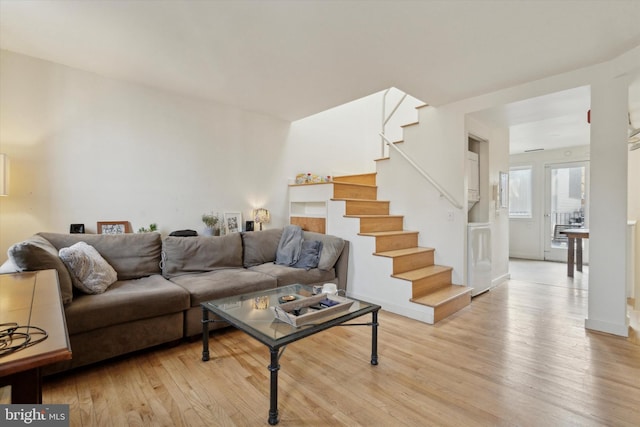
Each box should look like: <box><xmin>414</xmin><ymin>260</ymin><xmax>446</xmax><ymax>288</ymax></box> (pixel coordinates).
<box><xmin>334</xmin><ymin>240</ymin><xmax>349</xmax><ymax>293</ymax></box>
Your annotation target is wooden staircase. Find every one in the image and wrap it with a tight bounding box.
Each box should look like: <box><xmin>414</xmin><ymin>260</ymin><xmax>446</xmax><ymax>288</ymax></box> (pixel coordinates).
<box><xmin>332</xmin><ymin>173</ymin><xmax>472</xmax><ymax>323</ymax></box>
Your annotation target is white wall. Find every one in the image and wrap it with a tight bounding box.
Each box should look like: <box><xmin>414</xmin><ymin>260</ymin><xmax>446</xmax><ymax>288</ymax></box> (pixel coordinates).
<box><xmin>0</xmin><ymin>50</ymin><xmax>291</xmax><ymax>260</ymax></box>
<box><xmin>629</xmin><ymin>146</ymin><xmax>640</xmax><ymax>302</ymax></box>
<box><xmin>282</xmin><ymin>87</ymin><xmax>423</xmax><ymax>180</ymax></box>
<box><xmin>509</xmin><ymin>146</ymin><xmax>590</xmax><ymax>260</ymax></box>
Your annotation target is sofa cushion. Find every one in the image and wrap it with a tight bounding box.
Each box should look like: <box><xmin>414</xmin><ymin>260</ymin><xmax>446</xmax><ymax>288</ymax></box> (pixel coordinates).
<box><xmin>162</xmin><ymin>234</ymin><xmax>243</xmax><ymax>278</ymax></box>
<box><xmin>39</xmin><ymin>232</ymin><xmax>162</xmax><ymax>280</ymax></box>
<box><xmin>293</xmin><ymin>240</ymin><xmax>323</xmax><ymax>270</ymax></box>
<box><xmin>63</xmin><ymin>275</ymin><xmax>190</xmax><ymax>335</ymax></box>
<box><xmin>248</xmin><ymin>263</ymin><xmax>336</xmax><ymax>287</ymax></box>
<box><xmin>241</xmin><ymin>228</ymin><xmax>283</xmax><ymax>267</ymax></box>
<box><xmin>169</xmin><ymin>268</ymin><xmax>277</xmax><ymax>306</ymax></box>
<box><xmin>59</xmin><ymin>242</ymin><xmax>118</xmax><ymax>294</ymax></box>
<box><xmin>303</xmin><ymin>231</ymin><xmax>345</xmax><ymax>271</ymax></box>
<box><xmin>7</xmin><ymin>234</ymin><xmax>74</xmax><ymax>304</ymax></box>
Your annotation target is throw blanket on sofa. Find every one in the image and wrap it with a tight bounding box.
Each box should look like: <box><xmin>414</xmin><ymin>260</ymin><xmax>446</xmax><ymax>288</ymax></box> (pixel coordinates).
<box><xmin>275</xmin><ymin>225</ymin><xmax>304</xmax><ymax>266</ymax></box>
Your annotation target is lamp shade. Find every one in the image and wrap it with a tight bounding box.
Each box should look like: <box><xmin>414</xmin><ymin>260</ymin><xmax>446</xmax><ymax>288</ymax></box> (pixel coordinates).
<box><xmin>254</xmin><ymin>208</ymin><xmax>270</xmax><ymax>224</ymax></box>
<box><xmin>0</xmin><ymin>154</ymin><xmax>8</xmax><ymax>196</ymax></box>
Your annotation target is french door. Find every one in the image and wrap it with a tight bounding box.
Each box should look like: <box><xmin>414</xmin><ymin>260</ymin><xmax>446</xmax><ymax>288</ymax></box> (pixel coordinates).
<box><xmin>544</xmin><ymin>161</ymin><xmax>589</xmax><ymax>262</ymax></box>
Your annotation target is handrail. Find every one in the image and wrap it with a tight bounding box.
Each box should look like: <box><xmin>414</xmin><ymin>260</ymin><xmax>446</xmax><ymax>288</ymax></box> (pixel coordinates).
<box><xmin>379</xmin><ymin>133</ymin><xmax>463</xmax><ymax>209</ymax></box>
<box><xmin>384</xmin><ymin>93</ymin><xmax>408</xmax><ymax>127</ymax></box>
<box><xmin>381</xmin><ymin>89</ymin><xmax>408</xmax><ymax>158</ymax></box>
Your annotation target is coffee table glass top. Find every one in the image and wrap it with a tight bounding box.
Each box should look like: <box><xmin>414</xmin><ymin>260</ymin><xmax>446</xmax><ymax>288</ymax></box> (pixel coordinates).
<box><xmin>202</xmin><ymin>284</ymin><xmax>379</xmax><ymax>348</ymax></box>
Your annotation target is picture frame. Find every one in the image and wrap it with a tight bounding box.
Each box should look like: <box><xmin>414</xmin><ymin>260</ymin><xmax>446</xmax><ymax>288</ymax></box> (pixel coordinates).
<box><xmin>224</xmin><ymin>212</ymin><xmax>242</xmax><ymax>233</ymax></box>
<box><xmin>97</xmin><ymin>221</ymin><xmax>132</xmax><ymax>235</ymax></box>
<box><xmin>69</xmin><ymin>223</ymin><xmax>85</xmax><ymax>234</ymax></box>
<box><xmin>499</xmin><ymin>171</ymin><xmax>509</xmax><ymax>209</ymax></box>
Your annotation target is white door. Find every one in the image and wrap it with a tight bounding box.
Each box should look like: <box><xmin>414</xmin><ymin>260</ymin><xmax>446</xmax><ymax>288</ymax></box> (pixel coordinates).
<box><xmin>544</xmin><ymin>162</ymin><xmax>589</xmax><ymax>262</ymax></box>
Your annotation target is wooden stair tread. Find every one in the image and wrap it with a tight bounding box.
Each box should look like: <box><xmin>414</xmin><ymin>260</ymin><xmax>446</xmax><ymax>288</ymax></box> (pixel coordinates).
<box><xmin>331</xmin><ymin>198</ymin><xmax>389</xmax><ymax>203</ymax></box>
<box><xmin>375</xmin><ymin>247</ymin><xmax>434</xmax><ymax>258</ymax></box>
<box><xmin>332</xmin><ymin>173</ymin><xmax>376</xmax><ymax>183</ymax></box>
<box><xmin>344</xmin><ymin>214</ymin><xmax>403</xmax><ymax>219</ymax></box>
<box><xmin>392</xmin><ymin>265</ymin><xmax>451</xmax><ymax>281</ymax></box>
<box><xmin>411</xmin><ymin>285</ymin><xmax>472</xmax><ymax>307</ymax></box>
<box><xmin>401</xmin><ymin>121</ymin><xmax>419</xmax><ymax>128</ymax></box>
<box><xmin>333</xmin><ymin>182</ymin><xmax>377</xmax><ymax>188</ymax></box>
<box><xmin>359</xmin><ymin>230</ymin><xmax>418</xmax><ymax>237</ymax></box>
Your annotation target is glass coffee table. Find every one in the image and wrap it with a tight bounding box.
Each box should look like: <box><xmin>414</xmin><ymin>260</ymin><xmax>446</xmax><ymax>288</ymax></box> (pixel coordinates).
<box><xmin>201</xmin><ymin>284</ymin><xmax>380</xmax><ymax>425</ymax></box>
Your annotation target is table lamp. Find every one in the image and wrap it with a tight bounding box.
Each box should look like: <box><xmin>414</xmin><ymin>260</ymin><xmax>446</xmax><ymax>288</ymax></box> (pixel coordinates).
<box><xmin>254</xmin><ymin>208</ymin><xmax>270</xmax><ymax>231</ymax></box>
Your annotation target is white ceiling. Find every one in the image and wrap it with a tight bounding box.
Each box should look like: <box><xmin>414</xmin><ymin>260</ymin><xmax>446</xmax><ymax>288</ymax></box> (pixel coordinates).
<box><xmin>1</xmin><ymin>1</ymin><xmax>640</xmax><ymax>153</ymax></box>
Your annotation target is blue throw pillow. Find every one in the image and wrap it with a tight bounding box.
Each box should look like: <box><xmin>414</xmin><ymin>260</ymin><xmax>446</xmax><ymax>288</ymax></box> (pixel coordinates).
<box><xmin>293</xmin><ymin>240</ymin><xmax>323</xmax><ymax>270</ymax></box>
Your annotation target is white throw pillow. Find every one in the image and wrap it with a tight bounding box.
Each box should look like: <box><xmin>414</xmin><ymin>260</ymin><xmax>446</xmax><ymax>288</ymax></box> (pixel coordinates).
<box><xmin>59</xmin><ymin>242</ymin><xmax>117</xmax><ymax>294</ymax></box>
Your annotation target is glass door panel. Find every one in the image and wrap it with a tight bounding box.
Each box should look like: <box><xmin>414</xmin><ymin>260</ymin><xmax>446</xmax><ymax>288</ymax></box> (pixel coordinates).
<box><xmin>544</xmin><ymin>162</ymin><xmax>589</xmax><ymax>262</ymax></box>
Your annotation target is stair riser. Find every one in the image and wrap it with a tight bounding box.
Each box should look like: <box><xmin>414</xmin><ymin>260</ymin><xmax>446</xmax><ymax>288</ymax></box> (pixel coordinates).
<box><xmin>333</xmin><ymin>183</ymin><xmax>377</xmax><ymax>200</ymax></box>
<box><xmin>290</xmin><ymin>216</ymin><xmax>326</xmax><ymax>234</ymax></box>
<box><xmin>360</xmin><ymin>217</ymin><xmax>403</xmax><ymax>233</ymax></box>
<box><xmin>333</xmin><ymin>173</ymin><xmax>377</xmax><ymax>185</ymax></box>
<box><xmin>345</xmin><ymin>201</ymin><xmax>390</xmax><ymax>216</ymax></box>
<box><xmin>433</xmin><ymin>293</ymin><xmax>471</xmax><ymax>323</ymax></box>
<box><xmin>375</xmin><ymin>234</ymin><xmax>418</xmax><ymax>252</ymax></box>
<box><xmin>393</xmin><ymin>252</ymin><xmax>435</xmax><ymax>275</ymax></box>
<box><xmin>410</xmin><ymin>271</ymin><xmax>453</xmax><ymax>299</ymax></box>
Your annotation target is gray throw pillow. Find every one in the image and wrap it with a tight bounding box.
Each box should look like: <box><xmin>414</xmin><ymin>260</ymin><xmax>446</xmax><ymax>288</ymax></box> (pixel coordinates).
<box><xmin>7</xmin><ymin>235</ymin><xmax>74</xmax><ymax>304</ymax></box>
<box><xmin>292</xmin><ymin>240</ymin><xmax>323</xmax><ymax>270</ymax></box>
<box><xmin>302</xmin><ymin>231</ymin><xmax>345</xmax><ymax>271</ymax></box>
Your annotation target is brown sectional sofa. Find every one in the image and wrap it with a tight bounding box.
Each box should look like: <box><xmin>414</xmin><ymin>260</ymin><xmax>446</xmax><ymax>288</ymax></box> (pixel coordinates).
<box><xmin>3</xmin><ymin>227</ymin><xmax>348</xmax><ymax>374</ymax></box>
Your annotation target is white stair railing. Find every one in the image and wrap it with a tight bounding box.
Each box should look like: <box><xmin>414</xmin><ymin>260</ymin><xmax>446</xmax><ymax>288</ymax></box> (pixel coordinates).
<box><xmin>381</xmin><ymin>88</ymin><xmax>408</xmax><ymax>158</ymax></box>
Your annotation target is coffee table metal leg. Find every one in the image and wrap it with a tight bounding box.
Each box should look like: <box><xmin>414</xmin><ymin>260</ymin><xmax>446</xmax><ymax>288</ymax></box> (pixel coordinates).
<box><xmin>202</xmin><ymin>306</ymin><xmax>210</xmax><ymax>362</ymax></box>
<box><xmin>371</xmin><ymin>310</ymin><xmax>379</xmax><ymax>365</ymax></box>
<box><xmin>268</xmin><ymin>347</ymin><xmax>280</xmax><ymax>425</ymax></box>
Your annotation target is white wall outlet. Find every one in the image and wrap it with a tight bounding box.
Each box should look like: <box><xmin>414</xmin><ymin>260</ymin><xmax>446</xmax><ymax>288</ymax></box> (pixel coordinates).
<box><xmin>447</xmin><ymin>211</ymin><xmax>454</xmax><ymax>221</ymax></box>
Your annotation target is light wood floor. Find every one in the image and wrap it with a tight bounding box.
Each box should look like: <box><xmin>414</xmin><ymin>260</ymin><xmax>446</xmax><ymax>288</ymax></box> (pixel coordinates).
<box><xmin>41</xmin><ymin>263</ymin><xmax>640</xmax><ymax>426</ymax></box>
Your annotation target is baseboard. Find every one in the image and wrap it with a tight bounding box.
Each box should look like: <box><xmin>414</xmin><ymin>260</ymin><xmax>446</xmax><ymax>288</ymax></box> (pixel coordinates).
<box><xmin>585</xmin><ymin>318</ymin><xmax>629</xmax><ymax>337</ymax></box>
<box><xmin>509</xmin><ymin>254</ymin><xmax>544</xmax><ymax>261</ymax></box>
<box><xmin>492</xmin><ymin>273</ymin><xmax>510</xmax><ymax>287</ymax></box>
<box><xmin>347</xmin><ymin>291</ymin><xmax>435</xmax><ymax>324</ymax></box>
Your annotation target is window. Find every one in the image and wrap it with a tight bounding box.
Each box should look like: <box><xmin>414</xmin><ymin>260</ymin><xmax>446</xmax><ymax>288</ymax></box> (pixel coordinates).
<box><xmin>509</xmin><ymin>166</ymin><xmax>532</xmax><ymax>218</ymax></box>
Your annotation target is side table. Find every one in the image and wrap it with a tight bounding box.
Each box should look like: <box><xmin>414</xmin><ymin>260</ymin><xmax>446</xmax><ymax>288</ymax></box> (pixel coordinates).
<box><xmin>562</xmin><ymin>229</ymin><xmax>590</xmax><ymax>277</ymax></box>
<box><xmin>0</xmin><ymin>269</ymin><xmax>72</xmax><ymax>403</ymax></box>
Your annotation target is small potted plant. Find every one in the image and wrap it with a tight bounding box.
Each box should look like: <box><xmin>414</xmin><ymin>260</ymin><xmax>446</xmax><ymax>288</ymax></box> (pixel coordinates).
<box><xmin>137</xmin><ymin>223</ymin><xmax>158</xmax><ymax>233</ymax></box>
<box><xmin>201</xmin><ymin>212</ymin><xmax>220</xmax><ymax>236</ymax></box>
